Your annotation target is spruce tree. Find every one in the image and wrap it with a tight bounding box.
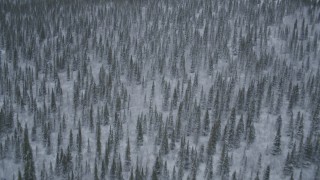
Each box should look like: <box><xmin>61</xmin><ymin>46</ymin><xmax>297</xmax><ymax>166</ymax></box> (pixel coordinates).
<box><xmin>283</xmin><ymin>152</ymin><xmax>293</xmax><ymax>176</ymax></box>
<box><xmin>272</xmin><ymin>116</ymin><xmax>282</xmax><ymax>155</ymax></box>
<box><xmin>124</xmin><ymin>137</ymin><xmax>131</xmax><ymax>172</ymax></box>
<box><xmin>207</xmin><ymin>118</ymin><xmax>220</xmax><ymax>156</ymax></box>
<box><xmin>94</xmin><ymin>161</ymin><xmax>99</xmax><ymax>180</ymax></box>
<box><xmin>110</xmin><ymin>156</ymin><xmax>117</xmax><ymax>180</ymax></box>
<box><xmin>263</xmin><ymin>165</ymin><xmax>270</xmax><ymax>180</ymax></box>
<box><xmin>96</xmin><ymin>120</ymin><xmax>101</xmax><ymax>158</ymax></box>
<box><xmin>203</xmin><ymin>110</ymin><xmax>210</xmax><ymax>136</ymax></box>
<box><xmin>160</xmin><ymin>128</ymin><xmax>169</xmax><ymax>155</ymax></box>
<box><xmin>18</xmin><ymin>170</ymin><xmax>23</xmax><ymax>180</ymax></box>
<box><xmin>22</xmin><ymin>125</ymin><xmax>36</xmax><ymax>180</ymax></box>
<box><xmin>136</xmin><ymin>119</ymin><xmax>143</xmax><ymax>147</ymax></box>
<box><xmin>76</xmin><ymin>121</ymin><xmax>82</xmax><ymax>155</ymax></box>
<box><xmin>90</xmin><ymin>104</ymin><xmax>94</xmax><ymax>132</ymax></box>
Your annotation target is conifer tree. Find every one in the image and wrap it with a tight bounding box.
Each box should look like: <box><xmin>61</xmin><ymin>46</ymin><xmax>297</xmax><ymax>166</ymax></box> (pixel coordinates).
<box><xmin>228</xmin><ymin>108</ymin><xmax>236</xmax><ymax>149</ymax></box>
<box><xmin>51</xmin><ymin>89</ymin><xmax>57</xmax><ymax>113</ymax></box>
<box><xmin>235</xmin><ymin>115</ymin><xmax>244</xmax><ymax>148</ymax></box>
<box><xmin>170</xmin><ymin>129</ymin><xmax>176</xmax><ymax>150</ymax></box>
<box><xmin>22</xmin><ymin>125</ymin><xmax>36</xmax><ymax>180</ymax></box>
<box><xmin>124</xmin><ymin>137</ymin><xmax>131</xmax><ymax>172</ymax></box>
<box><xmin>171</xmin><ymin>166</ymin><xmax>177</xmax><ymax>180</ymax></box>
<box><xmin>69</xmin><ymin>130</ymin><xmax>74</xmax><ymax>151</ymax></box>
<box><xmin>207</xmin><ymin>118</ymin><xmax>220</xmax><ymax>156</ymax></box>
<box><xmin>203</xmin><ymin>110</ymin><xmax>210</xmax><ymax>136</ymax></box>
<box><xmin>160</xmin><ymin>128</ymin><xmax>169</xmax><ymax>155</ymax></box>
<box><xmin>254</xmin><ymin>171</ymin><xmax>260</xmax><ymax>180</ymax></box>
<box><xmin>263</xmin><ymin>165</ymin><xmax>270</xmax><ymax>180</ymax></box>
<box><xmin>272</xmin><ymin>116</ymin><xmax>282</xmax><ymax>155</ymax></box>
<box><xmin>117</xmin><ymin>155</ymin><xmax>123</xmax><ymax>180</ymax></box>
<box><xmin>76</xmin><ymin>121</ymin><xmax>82</xmax><ymax>155</ymax></box>
<box><xmin>94</xmin><ymin>160</ymin><xmax>99</xmax><ymax>180</ymax></box>
<box><xmin>219</xmin><ymin>143</ymin><xmax>229</xmax><ymax>179</ymax></box>
<box><xmin>129</xmin><ymin>169</ymin><xmax>134</xmax><ymax>180</ymax></box>
<box><xmin>283</xmin><ymin>152</ymin><xmax>293</xmax><ymax>176</ymax></box>
<box><xmin>15</xmin><ymin>137</ymin><xmax>22</xmax><ymax>163</ymax></box>
<box><xmin>18</xmin><ymin>170</ymin><xmax>22</xmax><ymax>180</ymax></box>
<box><xmin>232</xmin><ymin>171</ymin><xmax>237</xmax><ymax>180</ymax></box>
<box><xmin>204</xmin><ymin>156</ymin><xmax>213</xmax><ymax>178</ymax></box>
<box><xmin>110</xmin><ymin>156</ymin><xmax>117</xmax><ymax>180</ymax></box>
<box><xmin>247</xmin><ymin>124</ymin><xmax>256</xmax><ymax>145</ymax></box>
<box><xmin>104</xmin><ymin>103</ymin><xmax>110</xmax><ymax>125</ymax></box>
<box><xmin>96</xmin><ymin>120</ymin><xmax>101</xmax><ymax>158</ymax></box>
<box><xmin>90</xmin><ymin>104</ymin><xmax>94</xmax><ymax>132</ymax></box>
<box><xmin>136</xmin><ymin>119</ymin><xmax>143</xmax><ymax>147</ymax></box>
<box><xmin>101</xmin><ymin>160</ymin><xmax>106</xmax><ymax>180</ymax></box>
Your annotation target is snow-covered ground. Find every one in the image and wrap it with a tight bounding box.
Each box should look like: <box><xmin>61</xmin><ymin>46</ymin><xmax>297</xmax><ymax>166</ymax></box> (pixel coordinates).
<box><xmin>0</xmin><ymin>0</ymin><xmax>319</xmax><ymax>180</ymax></box>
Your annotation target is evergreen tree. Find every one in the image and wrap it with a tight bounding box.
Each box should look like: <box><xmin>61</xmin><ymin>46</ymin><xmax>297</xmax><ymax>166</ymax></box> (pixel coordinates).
<box><xmin>136</xmin><ymin>119</ymin><xmax>143</xmax><ymax>147</ymax></box>
<box><xmin>117</xmin><ymin>155</ymin><xmax>123</xmax><ymax>180</ymax></box>
<box><xmin>101</xmin><ymin>160</ymin><xmax>106</xmax><ymax>180</ymax></box>
<box><xmin>124</xmin><ymin>137</ymin><xmax>131</xmax><ymax>172</ymax></box>
<box><xmin>234</xmin><ymin>115</ymin><xmax>244</xmax><ymax>148</ymax></box>
<box><xmin>283</xmin><ymin>152</ymin><xmax>293</xmax><ymax>176</ymax></box>
<box><xmin>298</xmin><ymin>170</ymin><xmax>303</xmax><ymax>180</ymax></box>
<box><xmin>247</xmin><ymin>124</ymin><xmax>256</xmax><ymax>145</ymax></box>
<box><xmin>272</xmin><ymin>116</ymin><xmax>282</xmax><ymax>155</ymax></box>
<box><xmin>18</xmin><ymin>170</ymin><xmax>22</xmax><ymax>180</ymax></box>
<box><xmin>94</xmin><ymin>160</ymin><xmax>99</xmax><ymax>180</ymax></box>
<box><xmin>69</xmin><ymin>130</ymin><xmax>74</xmax><ymax>151</ymax></box>
<box><xmin>263</xmin><ymin>165</ymin><xmax>270</xmax><ymax>180</ymax></box>
<box><xmin>51</xmin><ymin>89</ymin><xmax>57</xmax><ymax>113</ymax></box>
<box><xmin>153</xmin><ymin>156</ymin><xmax>162</xmax><ymax>179</ymax></box>
<box><xmin>104</xmin><ymin>103</ymin><xmax>110</xmax><ymax>125</ymax></box>
<box><xmin>228</xmin><ymin>108</ymin><xmax>236</xmax><ymax>149</ymax></box>
<box><xmin>15</xmin><ymin>137</ymin><xmax>22</xmax><ymax>163</ymax></box>
<box><xmin>162</xmin><ymin>161</ymin><xmax>170</xmax><ymax>180</ymax></box>
<box><xmin>76</xmin><ymin>121</ymin><xmax>82</xmax><ymax>155</ymax></box>
<box><xmin>204</xmin><ymin>156</ymin><xmax>213</xmax><ymax>178</ymax></box>
<box><xmin>151</xmin><ymin>168</ymin><xmax>158</xmax><ymax>180</ymax></box>
<box><xmin>129</xmin><ymin>169</ymin><xmax>134</xmax><ymax>180</ymax></box>
<box><xmin>207</xmin><ymin>118</ymin><xmax>220</xmax><ymax>156</ymax></box>
<box><xmin>90</xmin><ymin>104</ymin><xmax>94</xmax><ymax>132</ymax></box>
<box><xmin>296</xmin><ymin>113</ymin><xmax>304</xmax><ymax>140</ymax></box>
<box><xmin>110</xmin><ymin>156</ymin><xmax>117</xmax><ymax>180</ymax></box>
<box><xmin>96</xmin><ymin>120</ymin><xmax>101</xmax><ymax>158</ymax></box>
<box><xmin>314</xmin><ymin>166</ymin><xmax>320</xmax><ymax>180</ymax></box>
<box><xmin>160</xmin><ymin>128</ymin><xmax>169</xmax><ymax>155</ymax></box>
<box><xmin>171</xmin><ymin>166</ymin><xmax>176</xmax><ymax>180</ymax></box>
<box><xmin>170</xmin><ymin>129</ymin><xmax>176</xmax><ymax>150</ymax></box>
<box><xmin>219</xmin><ymin>143</ymin><xmax>229</xmax><ymax>179</ymax></box>
<box><xmin>22</xmin><ymin>125</ymin><xmax>36</xmax><ymax>180</ymax></box>
<box><xmin>203</xmin><ymin>110</ymin><xmax>210</xmax><ymax>136</ymax></box>
<box><xmin>304</xmin><ymin>132</ymin><xmax>313</xmax><ymax>165</ymax></box>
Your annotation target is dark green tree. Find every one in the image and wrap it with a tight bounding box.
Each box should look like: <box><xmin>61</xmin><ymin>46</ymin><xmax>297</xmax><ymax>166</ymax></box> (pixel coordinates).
<box><xmin>90</xmin><ymin>104</ymin><xmax>94</xmax><ymax>132</ymax></box>
<box><xmin>76</xmin><ymin>121</ymin><xmax>82</xmax><ymax>155</ymax></box>
<box><xmin>160</xmin><ymin>128</ymin><xmax>169</xmax><ymax>155</ymax></box>
<box><xmin>136</xmin><ymin>119</ymin><xmax>143</xmax><ymax>147</ymax></box>
<box><xmin>203</xmin><ymin>110</ymin><xmax>210</xmax><ymax>136</ymax></box>
<box><xmin>283</xmin><ymin>153</ymin><xmax>293</xmax><ymax>176</ymax></box>
<box><xmin>94</xmin><ymin>160</ymin><xmax>99</xmax><ymax>180</ymax></box>
<box><xmin>109</xmin><ymin>156</ymin><xmax>117</xmax><ymax>180</ymax></box>
<box><xmin>263</xmin><ymin>165</ymin><xmax>270</xmax><ymax>180</ymax></box>
<box><xmin>96</xmin><ymin>120</ymin><xmax>101</xmax><ymax>158</ymax></box>
<box><xmin>207</xmin><ymin>118</ymin><xmax>221</xmax><ymax>156</ymax></box>
<box><xmin>22</xmin><ymin>125</ymin><xmax>36</xmax><ymax>180</ymax></box>
<box><xmin>272</xmin><ymin>116</ymin><xmax>282</xmax><ymax>155</ymax></box>
<box><xmin>124</xmin><ymin>138</ymin><xmax>131</xmax><ymax>172</ymax></box>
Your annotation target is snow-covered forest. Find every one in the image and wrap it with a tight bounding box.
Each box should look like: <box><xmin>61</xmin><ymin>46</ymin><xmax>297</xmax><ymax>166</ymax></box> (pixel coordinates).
<box><xmin>0</xmin><ymin>0</ymin><xmax>320</xmax><ymax>179</ymax></box>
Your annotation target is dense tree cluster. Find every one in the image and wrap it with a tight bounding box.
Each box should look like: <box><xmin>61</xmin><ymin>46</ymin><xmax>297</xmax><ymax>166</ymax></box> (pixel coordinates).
<box><xmin>0</xmin><ymin>0</ymin><xmax>319</xmax><ymax>179</ymax></box>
